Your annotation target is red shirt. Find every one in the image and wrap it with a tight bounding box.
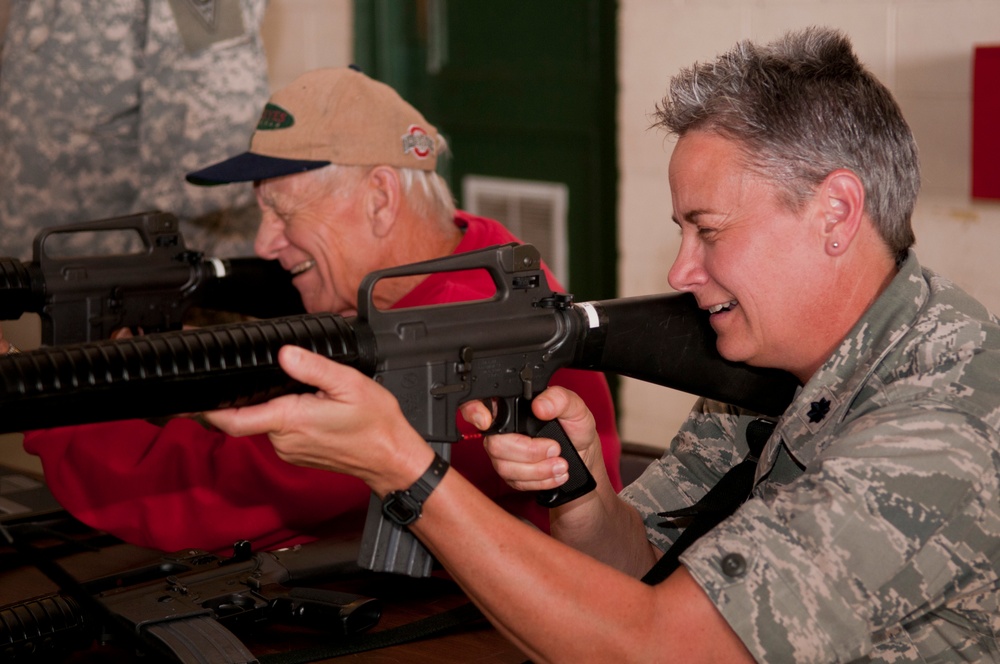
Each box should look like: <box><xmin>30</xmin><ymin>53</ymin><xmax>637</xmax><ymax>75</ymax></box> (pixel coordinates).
<box><xmin>24</xmin><ymin>212</ymin><xmax>622</xmax><ymax>552</ymax></box>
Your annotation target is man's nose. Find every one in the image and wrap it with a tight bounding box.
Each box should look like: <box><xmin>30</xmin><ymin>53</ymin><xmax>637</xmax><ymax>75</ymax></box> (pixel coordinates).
<box><xmin>254</xmin><ymin>215</ymin><xmax>285</xmax><ymax>259</ymax></box>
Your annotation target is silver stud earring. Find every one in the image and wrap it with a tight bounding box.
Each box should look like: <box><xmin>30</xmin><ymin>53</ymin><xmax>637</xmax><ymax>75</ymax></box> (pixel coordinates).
<box><xmin>832</xmin><ymin>242</ymin><xmax>840</xmax><ymax>249</ymax></box>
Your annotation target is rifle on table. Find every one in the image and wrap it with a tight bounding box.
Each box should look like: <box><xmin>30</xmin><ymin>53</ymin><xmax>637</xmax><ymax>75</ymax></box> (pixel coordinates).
<box><xmin>0</xmin><ymin>242</ymin><xmax>799</xmax><ymax>577</ymax></box>
<box><xmin>0</xmin><ymin>535</ymin><xmax>379</xmax><ymax>663</ymax></box>
<box><xmin>0</xmin><ymin>210</ymin><xmax>305</xmax><ymax>345</ymax></box>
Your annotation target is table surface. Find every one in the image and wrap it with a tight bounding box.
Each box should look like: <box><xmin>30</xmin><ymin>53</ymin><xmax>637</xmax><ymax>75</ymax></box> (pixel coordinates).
<box><xmin>0</xmin><ymin>513</ymin><xmax>527</xmax><ymax>663</ymax></box>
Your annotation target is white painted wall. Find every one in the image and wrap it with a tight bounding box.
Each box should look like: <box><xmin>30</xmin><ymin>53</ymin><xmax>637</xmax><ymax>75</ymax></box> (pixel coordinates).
<box><xmin>261</xmin><ymin>0</ymin><xmax>354</xmax><ymax>89</ymax></box>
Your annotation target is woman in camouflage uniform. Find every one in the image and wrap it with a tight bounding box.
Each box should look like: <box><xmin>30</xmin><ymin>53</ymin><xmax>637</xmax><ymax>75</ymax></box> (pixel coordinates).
<box><xmin>207</xmin><ymin>27</ymin><xmax>1000</xmax><ymax>663</ymax></box>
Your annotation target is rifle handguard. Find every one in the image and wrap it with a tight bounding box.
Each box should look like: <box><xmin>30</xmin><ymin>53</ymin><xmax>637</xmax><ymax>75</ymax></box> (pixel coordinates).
<box><xmin>0</xmin><ymin>313</ymin><xmax>368</xmax><ymax>431</ymax></box>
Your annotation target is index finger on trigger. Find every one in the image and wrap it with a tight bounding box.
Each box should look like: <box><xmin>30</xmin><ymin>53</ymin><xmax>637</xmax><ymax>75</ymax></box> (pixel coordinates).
<box><xmin>460</xmin><ymin>399</ymin><xmax>494</xmax><ymax>431</ymax></box>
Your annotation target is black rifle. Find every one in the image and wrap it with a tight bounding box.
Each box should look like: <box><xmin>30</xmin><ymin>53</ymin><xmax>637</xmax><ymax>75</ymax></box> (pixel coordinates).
<box><xmin>0</xmin><ymin>242</ymin><xmax>799</xmax><ymax>577</ymax></box>
<box><xmin>0</xmin><ymin>536</ymin><xmax>379</xmax><ymax>663</ymax></box>
<box><xmin>0</xmin><ymin>211</ymin><xmax>305</xmax><ymax>345</ymax></box>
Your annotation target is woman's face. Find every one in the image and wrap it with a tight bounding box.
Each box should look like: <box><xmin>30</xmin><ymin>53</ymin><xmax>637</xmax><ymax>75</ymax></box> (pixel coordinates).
<box><xmin>667</xmin><ymin>131</ymin><xmax>832</xmax><ymax>380</ymax></box>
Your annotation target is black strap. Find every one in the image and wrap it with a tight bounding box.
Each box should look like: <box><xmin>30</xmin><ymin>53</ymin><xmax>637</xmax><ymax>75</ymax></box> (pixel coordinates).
<box><xmin>641</xmin><ymin>418</ymin><xmax>776</xmax><ymax>585</ymax></box>
<box><xmin>257</xmin><ymin>601</ymin><xmax>485</xmax><ymax>664</ymax></box>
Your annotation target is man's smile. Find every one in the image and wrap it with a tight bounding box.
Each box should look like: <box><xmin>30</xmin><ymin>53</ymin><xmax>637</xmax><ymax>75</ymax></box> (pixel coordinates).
<box><xmin>290</xmin><ymin>258</ymin><xmax>316</xmax><ymax>276</ymax></box>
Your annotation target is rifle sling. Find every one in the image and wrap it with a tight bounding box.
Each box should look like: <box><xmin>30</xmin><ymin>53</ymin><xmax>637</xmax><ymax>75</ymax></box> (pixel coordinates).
<box><xmin>641</xmin><ymin>418</ymin><xmax>776</xmax><ymax>585</ymax></box>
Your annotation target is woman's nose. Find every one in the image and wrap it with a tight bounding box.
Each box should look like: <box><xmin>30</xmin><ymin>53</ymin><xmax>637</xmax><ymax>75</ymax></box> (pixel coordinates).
<box><xmin>667</xmin><ymin>237</ymin><xmax>707</xmax><ymax>293</ymax></box>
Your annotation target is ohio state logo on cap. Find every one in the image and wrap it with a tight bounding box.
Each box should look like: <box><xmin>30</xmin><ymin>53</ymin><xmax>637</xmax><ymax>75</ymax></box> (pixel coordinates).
<box><xmin>257</xmin><ymin>103</ymin><xmax>294</xmax><ymax>130</ymax></box>
<box><xmin>401</xmin><ymin>125</ymin><xmax>435</xmax><ymax>159</ymax></box>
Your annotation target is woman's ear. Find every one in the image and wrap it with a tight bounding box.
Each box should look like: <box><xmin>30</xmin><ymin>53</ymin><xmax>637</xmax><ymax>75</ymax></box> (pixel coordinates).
<box><xmin>820</xmin><ymin>169</ymin><xmax>865</xmax><ymax>256</ymax></box>
<box><xmin>366</xmin><ymin>166</ymin><xmax>402</xmax><ymax>238</ymax></box>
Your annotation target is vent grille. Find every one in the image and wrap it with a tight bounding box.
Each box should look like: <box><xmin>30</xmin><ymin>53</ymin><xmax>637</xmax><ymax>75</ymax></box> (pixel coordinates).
<box><xmin>462</xmin><ymin>176</ymin><xmax>569</xmax><ymax>286</ymax></box>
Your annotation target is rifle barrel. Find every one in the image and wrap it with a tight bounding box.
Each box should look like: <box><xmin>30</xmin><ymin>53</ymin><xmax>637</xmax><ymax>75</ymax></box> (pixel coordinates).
<box><xmin>0</xmin><ymin>313</ymin><xmax>367</xmax><ymax>433</ymax></box>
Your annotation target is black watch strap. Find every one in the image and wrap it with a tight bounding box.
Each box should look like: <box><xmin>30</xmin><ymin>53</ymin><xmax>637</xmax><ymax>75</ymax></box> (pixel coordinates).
<box><xmin>381</xmin><ymin>453</ymin><xmax>450</xmax><ymax>527</ymax></box>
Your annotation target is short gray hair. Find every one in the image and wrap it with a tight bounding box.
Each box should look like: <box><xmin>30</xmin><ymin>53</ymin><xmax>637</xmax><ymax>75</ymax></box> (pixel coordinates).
<box><xmin>309</xmin><ymin>158</ymin><xmax>456</xmax><ymax>229</ymax></box>
<box><xmin>655</xmin><ymin>27</ymin><xmax>919</xmax><ymax>260</ymax></box>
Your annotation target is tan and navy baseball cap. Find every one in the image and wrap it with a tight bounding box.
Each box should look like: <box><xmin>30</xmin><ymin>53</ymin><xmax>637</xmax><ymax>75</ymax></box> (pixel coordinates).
<box><xmin>186</xmin><ymin>66</ymin><xmax>440</xmax><ymax>185</ymax></box>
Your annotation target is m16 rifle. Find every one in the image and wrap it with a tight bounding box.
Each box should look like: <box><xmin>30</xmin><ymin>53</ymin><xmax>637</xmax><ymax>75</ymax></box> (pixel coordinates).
<box><xmin>0</xmin><ymin>242</ymin><xmax>799</xmax><ymax>578</ymax></box>
<box><xmin>0</xmin><ymin>535</ymin><xmax>379</xmax><ymax>663</ymax></box>
<box><xmin>0</xmin><ymin>211</ymin><xmax>304</xmax><ymax>345</ymax></box>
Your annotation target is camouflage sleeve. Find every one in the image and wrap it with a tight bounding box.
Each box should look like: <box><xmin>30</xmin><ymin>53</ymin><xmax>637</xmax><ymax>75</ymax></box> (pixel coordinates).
<box><xmin>679</xmin><ymin>401</ymin><xmax>1000</xmax><ymax>663</ymax></box>
<box><xmin>620</xmin><ymin>398</ymin><xmax>752</xmax><ymax>551</ymax></box>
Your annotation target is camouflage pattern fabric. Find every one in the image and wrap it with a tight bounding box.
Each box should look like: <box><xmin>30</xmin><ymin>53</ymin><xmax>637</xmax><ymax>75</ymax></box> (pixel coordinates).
<box><xmin>622</xmin><ymin>251</ymin><xmax>1000</xmax><ymax>662</ymax></box>
<box><xmin>0</xmin><ymin>0</ymin><xmax>269</xmax><ymax>260</ymax></box>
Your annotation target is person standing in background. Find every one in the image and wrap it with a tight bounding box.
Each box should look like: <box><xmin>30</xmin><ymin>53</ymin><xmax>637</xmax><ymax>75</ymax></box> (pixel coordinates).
<box><xmin>0</xmin><ymin>0</ymin><xmax>270</xmax><ymax>260</ymax></box>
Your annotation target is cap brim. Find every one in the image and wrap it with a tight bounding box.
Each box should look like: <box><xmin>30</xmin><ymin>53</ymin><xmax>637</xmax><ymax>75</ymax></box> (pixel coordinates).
<box><xmin>185</xmin><ymin>152</ymin><xmax>332</xmax><ymax>185</ymax></box>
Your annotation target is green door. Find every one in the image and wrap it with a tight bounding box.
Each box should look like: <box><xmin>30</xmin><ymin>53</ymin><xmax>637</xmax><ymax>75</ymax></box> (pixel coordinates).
<box><xmin>355</xmin><ymin>0</ymin><xmax>617</xmax><ymax>302</ymax></box>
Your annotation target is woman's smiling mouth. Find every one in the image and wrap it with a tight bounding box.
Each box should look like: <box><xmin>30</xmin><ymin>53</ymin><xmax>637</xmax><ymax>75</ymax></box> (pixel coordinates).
<box><xmin>708</xmin><ymin>300</ymin><xmax>738</xmax><ymax>314</ymax></box>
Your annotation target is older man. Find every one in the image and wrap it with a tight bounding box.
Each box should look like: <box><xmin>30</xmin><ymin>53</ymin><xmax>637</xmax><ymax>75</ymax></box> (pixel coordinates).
<box><xmin>10</xmin><ymin>68</ymin><xmax>622</xmax><ymax>553</ymax></box>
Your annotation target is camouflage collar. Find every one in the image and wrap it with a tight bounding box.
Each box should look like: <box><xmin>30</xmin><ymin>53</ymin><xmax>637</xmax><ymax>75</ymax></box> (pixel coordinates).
<box><xmin>763</xmin><ymin>250</ymin><xmax>929</xmax><ymax>470</ymax></box>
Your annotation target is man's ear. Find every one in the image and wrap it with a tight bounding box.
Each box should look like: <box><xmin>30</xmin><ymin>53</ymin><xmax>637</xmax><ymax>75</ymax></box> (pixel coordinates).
<box><xmin>820</xmin><ymin>169</ymin><xmax>865</xmax><ymax>256</ymax></box>
<box><xmin>366</xmin><ymin>166</ymin><xmax>401</xmax><ymax>238</ymax></box>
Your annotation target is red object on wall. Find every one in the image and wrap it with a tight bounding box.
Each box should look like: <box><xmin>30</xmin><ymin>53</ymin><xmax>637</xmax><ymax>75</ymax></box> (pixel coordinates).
<box><xmin>973</xmin><ymin>45</ymin><xmax>1000</xmax><ymax>200</ymax></box>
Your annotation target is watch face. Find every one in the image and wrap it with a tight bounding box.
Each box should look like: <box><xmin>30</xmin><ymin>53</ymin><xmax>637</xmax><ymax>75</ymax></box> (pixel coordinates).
<box><xmin>382</xmin><ymin>491</ymin><xmax>420</xmax><ymax>526</ymax></box>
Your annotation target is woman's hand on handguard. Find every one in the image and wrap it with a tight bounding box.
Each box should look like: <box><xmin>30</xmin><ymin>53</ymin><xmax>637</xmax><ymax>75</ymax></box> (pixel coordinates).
<box><xmin>204</xmin><ymin>345</ymin><xmax>433</xmax><ymax>496</ymax></box>
<box><xmin>460</xmin><ymin>386</ymin><xmax>605</xmax><ymax>494</ymax></box>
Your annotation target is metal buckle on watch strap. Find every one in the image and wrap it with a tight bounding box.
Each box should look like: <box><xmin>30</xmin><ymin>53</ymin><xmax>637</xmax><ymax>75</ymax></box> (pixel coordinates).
<box><xmin>381</xmin><ymin>453</ymin><xmax>450</xmax><ymax>527</ymax></box>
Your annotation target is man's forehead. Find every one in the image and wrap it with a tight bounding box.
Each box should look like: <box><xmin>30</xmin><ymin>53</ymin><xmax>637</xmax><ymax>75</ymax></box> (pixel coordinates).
<box><xmin>258</xmin><ymin>171</ymin><xmax>327</xmax><ymax>201</ymax></box>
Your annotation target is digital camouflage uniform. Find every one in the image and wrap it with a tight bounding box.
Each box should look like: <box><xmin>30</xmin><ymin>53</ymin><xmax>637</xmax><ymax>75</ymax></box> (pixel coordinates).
<box><xmin>0</xmin><ymin>0</ymin><xmax>269</xmax><ymax>260</ymax></box>
<box><xmin>622</xmin><ymin>251</ymin><xmax>1000</xmax><ymax>662</ymax></box>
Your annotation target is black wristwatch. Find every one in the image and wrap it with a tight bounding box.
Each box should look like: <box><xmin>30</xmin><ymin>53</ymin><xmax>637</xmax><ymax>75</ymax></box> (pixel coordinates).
<box><xmin>381</xmin><ymin>453</ymin><xmax>450</xmax><ymax>527</ymax></box>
